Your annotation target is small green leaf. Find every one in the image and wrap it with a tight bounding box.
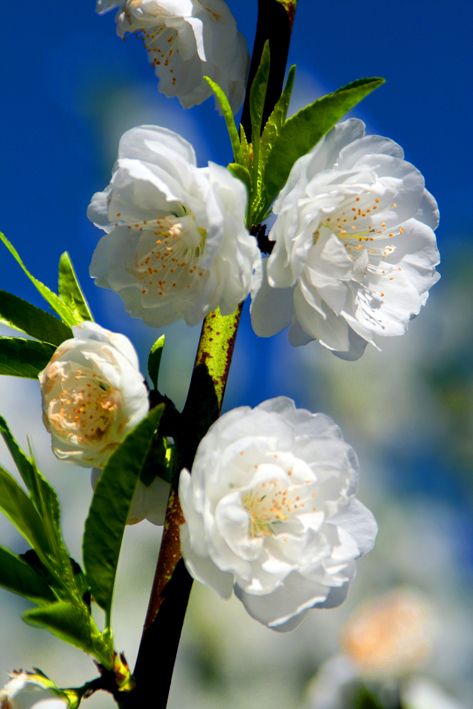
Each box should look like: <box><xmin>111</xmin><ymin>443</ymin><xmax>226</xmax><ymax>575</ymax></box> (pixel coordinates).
<box><xmin>147</xmin><ymin>335</ymin><xmax>165</xmax><ymax>390</ymax></box>
<box><xmin>249</xmin><ymin>41</ymin><xmax>271</xmax><ymax>146</ymax></box>
<box><xmin>227</xmin><ymin>163</ymin><xmax>252</xmax><ymax>194</ymax></box>
<box><xmin>260</xmin><ymin>65</ymin><xmax>296</xmax><ymax>166</ymax></box>
<box><xmin>23</xmin><ymin>602</ymin><xmax>112</xmax><ymax>666</ymax></box>
<box><xmin>0</xmin><ymin>466</ymin><xmax>50</xmax><ymax>556</ymax></box>
<box><xmin>204</xmin><ymin>76</ymin><xmax>242</xmax><ymax>164</ymax></box>
<box><xmin>0</xmin><ymin>290</ymin><xmax>72</xmax><ymax>345</ymax></box>
<box><xmin>262</xmin><ymin>77</ymin><xmax>385</xmax><ymax>211</ymax></box>
<box><xmin>58</xmin><ymin>252</ymin><xmax>93</xmax><ymax>323</ymax></box>
<box><xmin>0</xmin><ymin>418</ymin><xmax>73</xmax><ymax>582</ymax></box>
<box><xmin>83</xmin><ymin>406</ymin><xmax>164</xmax><ymax>622</ymax></box>
<box><xmin>0</xmin><ymin>232</ymin><xmax>79</xmax><ymax>327</ymax></box>
<box><xmin>0</xmin><ymin>337</ymin><xmax>55</xmax><ymax>377</ymax></box>
<box><xmin>0</xmin><ymin>546</ymin><xmax>55</xmax><ymax>602</ymax></box>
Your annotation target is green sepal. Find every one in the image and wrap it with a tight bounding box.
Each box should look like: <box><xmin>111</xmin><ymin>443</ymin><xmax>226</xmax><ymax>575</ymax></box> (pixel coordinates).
<box><xmin>0</xmin><ymin>546</ymin><xmax>56</xmax><ymax>602</ymax></box>
<box><xmin>261</xmin><ymin>77</ymin><xmax>385</xmax><ymax>215</ymax></box>
<box><xmin>147</xmin><ymin>334</ymin><xmax>165</xmax><ymax>390</ymax></box>
<box><xmin>83</xmin><ymin>406</ymin><xmax>164</xmax><ymax>623</ymax></box>
<box><xmin>204</xmin><ymin>76</ymin><xmax>242</xmax><ymax>164</ymax></box>
<box><xmin>58</xmin><ymin>252</ymin><xmax>93</xmax><ymax>323</ymax></box>
<box><xmin>23</xmin><ymin>602</ymin><xmax>113</xmax><ymax>668</ymax></box>
<box><xmin>0</xmin><ymin>337</ymin><xmax>55</xmax><ymax>377</ymax></box>
<box><xmin>0</xmin><ymin>290</ymin><xmax>72</xmax><ymax>345</ymax></box>
<box><xmin>0</xmin><ymin>232</ymin><xmax>80</xmax><ymax>327</ymax></box>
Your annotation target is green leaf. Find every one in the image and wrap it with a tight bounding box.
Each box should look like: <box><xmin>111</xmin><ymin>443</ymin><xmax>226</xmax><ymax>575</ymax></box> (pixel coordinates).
<box><xmin>0</xmin><ymin>466</ymin><xmax>50</xmax><ymax>555</ymax></box>
<box><xmin>147</xmin><ymin>334</ymin><xmax>165</xmax><ymax>390</ymax></box>
<box><xmin>249</xmin><ymin>41</ymin><xmax>271</xmax><ymax>146</ymax></box>
<box><xmin>83</xmin><ymin>406</ymin><xmax>164</xmax><ymax>621</ymax></box>
<box><xmin>262</xmin><ymin>77</ymin><xmax>385</xmax><ymax>211</ymax></box>
<box><xmin>0</xmin><ymin>418</ymin><xmax>73</xmax><ymax>580</ymax></box>
<box><xmin>204</xmin><ymin>76</ymin><xmax>242</xmax><ymax>164</ymax></box>
<box><xmin>260</xmin><ymin>65</ymin><xmax>296</xmax><ymax>166</ymax></box>
<box><xmin>0</xmin><ymin>546</ymin><xmax>55</xmax><ymax>602</ymax></box>
<box><xmin>0</xmin><ymin>290</ymin><xmax>72</xmax><ymax>345</ymax></box>
<box><xmin>0</xmin><ymin>337</ymin><xmax>55</xmax><ymax>377</ymax></box>
<box><xmin>23</xmin><ymin>602</ymin><xmax>112</xmax><ymax>665</ymax></box>
<box><xmin>228</xmin><ymin>162</ymin><xmax>252</xmax><ymax>193</ymax></box>
<box><xmin>0</xmin><ymin>232</ymin><xmax>79</xmax><ymax>327</ymax></box>
<box><xmin>58</xmin><ymin>252</ymin><xmax>93</xmax><ymax>323</ymax></box>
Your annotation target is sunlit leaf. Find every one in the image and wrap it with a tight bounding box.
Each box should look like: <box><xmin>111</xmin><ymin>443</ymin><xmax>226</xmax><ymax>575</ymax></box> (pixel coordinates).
<box><xmin>0</xmin><ymin>337</ymin><xmax>55</xmax><ymax>377</ymax></box>
<box><xmin>0</xmin><ymin>290</ymin><xmax>72</xmax><ymax>345</ymax></box>
<box><xmin>0</xmin><ymin>546</ymin><xmax>55</xmax><ymax>602</ymax></box>
<box><xmin>204</xmin><ymin>77</ymin><xmax>242</xmax><ymax>164</ymax></box>
<box><xmin>58</xmin><ymin>252</ymin><xmax>93</xmax><ymax>323</ymax></box>
<box><xmin>262</xmin><ymin>77</ymin><xmax>385</xmax><ymax>213</ymax></box>
<box><xmin>0</xmin><ymin>232</ymin><xmax>79</xmax><ymax>327</ymax></box>
<box><xmin>0</xmin><ymin>466</ymin><xmax>50</xmax><ymax>555</ymax></box>
<box><xmin>83</xmin><ymin>406</ymin><xmax>164</xmax><ymax>622</ymax></box>
<box><xmin>23</xmin><ymin>602</ymin><xmax>112</xmax><ymax>667</ymax></box>
<box><xmin>147</xmin><ymin>335</ymin><xmax>165</xmax><ymax>390</ymax></box>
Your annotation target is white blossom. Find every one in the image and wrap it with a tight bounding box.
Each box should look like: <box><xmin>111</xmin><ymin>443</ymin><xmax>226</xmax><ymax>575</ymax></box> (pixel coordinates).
<box><xmin>341</xmin><ymin>588</ymin><xmax>433</xmax><ymax>677</ymax></box>
<box><xmin>96</xmin><ymin>0</ymin><xmax>249</xmax><ymax>111</ymax></box>
<box><xmin>91</xmin><ymin>467</ymin><xmax>170</xmax><ymax>525</ymax></box>
<box><xmin>39</xmin><ymin>322</ymin><xmax>149</xmax><ymax>469</ymax></box>
<box><xmin>0</xmin><ymin>671</ymin><xmax>70</xmax><ymax>709</ymax></box>
<box><xmin>179</xmin><ymin>397</ymin><xmax>377</xmax><ymax>631</ymax></box>
<box><xmin>88</xmin><ymin>125</ymin><xmax>258</xmax><ymax>327</ymax></box>
<box><xmin>251</xmin><ymin>119</ymin><xmax>440</xmax><ymax>360</ymax></box>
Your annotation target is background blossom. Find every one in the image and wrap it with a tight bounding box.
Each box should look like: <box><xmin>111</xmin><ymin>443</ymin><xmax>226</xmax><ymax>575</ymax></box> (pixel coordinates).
<box><xmin>0</xmin><ymin>671</ymin><xmax>71</xmax><ymax>709</ymax></box>
<box><xmin>97</xmin><ymin>0</ymin><xmax>249</xmax><ymax>111</ymax></box>
<box><xmin>180</xmin><ymin>397</ymin><xmax>377</xmax><ymax>630</ymax></box>
<box><xmin>251</xmin><ymin>119</ymin><xmax>440</xmax><ymax>360</ymax></box>
<box><xmin>39</xmin><ymin>322</ymin><xmax>149</xmax><ymax>468</ymax></box>
<box><xmin>88</xmin><ymin>125</ymin><xmax>258</xmax><ymax>327</ymax></box>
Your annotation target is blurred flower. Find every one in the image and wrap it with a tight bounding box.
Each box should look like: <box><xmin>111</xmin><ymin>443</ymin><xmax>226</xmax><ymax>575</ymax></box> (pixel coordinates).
<box><xmin>251</xmin><ymin>119</ymin><xmax>440</xmax><ymax>360</ymax></box>
<box><xmin>97</xmin><ymin>0</ymin><xmax>249</xmax><ymax>111</ymax></box>
<box><xmin>91</xmin><ymin>468</ymin><xmax>169</xmax><ymax>525</ymax></box>
<box><xmin>39</xmin><ymin>322</ymin><xmax>149</xmax><ymax>468</ymax></box>
<box><xmin>179</xmin><ymin>396</ymin><xmax>377</xmax><ymax>631</ymax></box>
<box><xmin>304</xmin><ymin>657</ymin><xmax>465</xmax><ymax>709</ymax></box>
<box><xmin>89</xmin><ymin>125</ymin><xmax>258</xmax><ymax>327</ymax></box>
<box><xmin>403</xmin><ymin>678</ymin><xmax>465</xmax><ymax>709</ymax></box>
<box><xmin>0</xmin><ymin>671</ymin><xmax>72</xmax><ymax>709</ymax></box>
<box><xmin>342</xmin><ymin>588</ymin><xmax>433</xmax><ymax>677</ymax></box>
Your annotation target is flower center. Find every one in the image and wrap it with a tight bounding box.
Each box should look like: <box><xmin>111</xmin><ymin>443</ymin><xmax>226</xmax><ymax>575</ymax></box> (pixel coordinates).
<box><xmin>48</xmin><ymin>372</ymin><xmax>119</xmax><ymax>445</ymax></box>
<box><xmin>134</xmin><ymin>214</ymin><xmax>208</xmax><ymax>298</ymax></box>
<box><xmin>242</xmin><ymin>468</ymin><xmax>311</xmax><ymax>538</ymax></box>
<box><xmin>313</xmin><ymin>194</ymin><xmax>403</xmax><ymax>259</ymax></box>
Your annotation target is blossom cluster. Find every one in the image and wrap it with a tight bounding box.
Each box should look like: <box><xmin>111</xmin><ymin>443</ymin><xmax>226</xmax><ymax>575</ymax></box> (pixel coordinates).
<box><xmin>31</xmin><ymin>0</ymin><xmax>440</xmax><ymax>634</ymax></box>
<box><xmin>88</xmin><ymin>119</ymin><xmax>439</xmax><ymax>360</ymax></box>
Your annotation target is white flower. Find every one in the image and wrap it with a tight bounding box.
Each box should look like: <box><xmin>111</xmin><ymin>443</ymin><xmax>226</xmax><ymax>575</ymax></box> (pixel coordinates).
<box><xmin>341</xmin><ymin>588</ymin><xmax>433</xmax><ymax>677</ymax></box>
<box><xmin>91</xmin><ymin>467</ymin><xmax>170</xmax><ymax>525</ymax></box>
<box><xmin>179</xmin><ymin>397</ymin><xmax>377</xmax><ymax>630</ymax></box>
<box><xmin>97</xmin><ymin>0</ymin><xmax>249</xmax><ymax>111</ymax></box>
<box><xmin>88</xmin><ymin>125</ymin><xmax>258</xmax><ymax>327</ymax></box>
<box><xmin>0</xmin><ymin>671</ymin><xmax>70</xmax><ymax>709</ymax></box>
<box><xmin>39</xmin><ymin>322</ymin><xmax>149</xmax><ymax>469</ymax></box>
<box><xmin>304</xmin><ymin>660</ymin><xmax>465</xmax><ymax>709</ymax></box>
<box><xmin>251</xmin><ymin>119</ymin><xmax>440</xmax><ymax>360</ymax></box>
<box><xmin>403</xmin><ymin>678</ymin><xmax>465</xmax><ymax>709</ymax></box>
